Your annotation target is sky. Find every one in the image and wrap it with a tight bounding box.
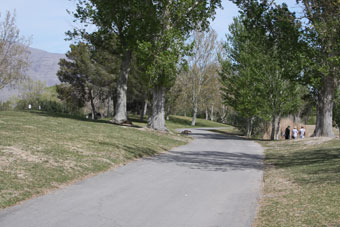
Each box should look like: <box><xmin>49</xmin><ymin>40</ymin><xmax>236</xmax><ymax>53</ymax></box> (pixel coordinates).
<box><xmin>1</xmin><ymin>0</ymin><xmax>300</xmax><ymax>54</ymax></box>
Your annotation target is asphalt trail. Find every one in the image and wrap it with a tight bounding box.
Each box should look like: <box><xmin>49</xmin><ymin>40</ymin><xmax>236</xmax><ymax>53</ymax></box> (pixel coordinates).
<box><xmin>0</xmin><ymin>128</ymin><xmax>263</xmax><ymax>227</ymax></box>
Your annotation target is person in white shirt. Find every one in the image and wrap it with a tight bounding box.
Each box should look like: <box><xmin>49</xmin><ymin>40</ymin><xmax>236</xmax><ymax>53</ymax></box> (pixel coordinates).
<box><xmin>299</xmin><ymin>126</ymin><xmax>306</xmax><ymax>139</ymax></box>
<box><xmin>292</xmin><ymin>127</ymin><xmax>298</xmax><ymax>139</ymax></box>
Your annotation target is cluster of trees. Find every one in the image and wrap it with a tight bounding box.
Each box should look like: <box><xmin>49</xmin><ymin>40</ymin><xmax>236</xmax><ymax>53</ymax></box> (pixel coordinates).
<box><xmin>1</xmin><ymin>1</ymin><xmax>339</xmax><ymax>139</ymax></box>
<box><xmin>219</xmin><ymin>0</ymin><xmax>340</xmax><ymax>138</ymax></box>
<box><xmin>57</xmin><ymin>0</ymin><xmax>223</xmax><ymax>130</ymax></box>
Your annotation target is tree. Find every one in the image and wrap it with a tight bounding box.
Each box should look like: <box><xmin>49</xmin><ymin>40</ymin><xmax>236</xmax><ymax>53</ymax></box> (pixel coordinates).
<box><xmin>220</xmin><ymin>13</ymin><xmax>304</xmax><ymax>139</ymax></box>
<box><xmin>57</xmin><ymin>43</ymin><xmax>111</xmax><ymax>119</ymax></box>
<box><xmin>137</xmin><ymin>0</ymin><xmax>222</xmax><ymax>130</ymax></box>
<box><xmin>0</xmin><ymin>10</ymin><xmax>30</xmax><ymax>90</ymax></box>
<box><xmin>69</xmin><ymin>0</ymin><xmax>160</xmax><ymax>124</ymax></box>
<box><xmin>297</xmin><ymin>0</ymin><xmax>340</xmax><ymax>137</ymax></box>
<box><xmin>226</xmin><ymin>1</ymin><xmax>307</xmax><ymax>139</ymax></box>
<box><xmin>184</xmin><ymin>29</ymin><xmax>220</xmax><ymax>126</ymax></box>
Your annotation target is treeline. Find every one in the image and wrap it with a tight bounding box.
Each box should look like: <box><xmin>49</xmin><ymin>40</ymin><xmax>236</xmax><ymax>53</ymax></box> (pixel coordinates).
<box><xmin>218</xmin><ymin>0</ymin><xmax>340</xmax><ymax>139</ymax></box>
<box><xmin>54</xmin><ymin>0</ymin><xmax>224</xmax><ymax>131</ymax></box>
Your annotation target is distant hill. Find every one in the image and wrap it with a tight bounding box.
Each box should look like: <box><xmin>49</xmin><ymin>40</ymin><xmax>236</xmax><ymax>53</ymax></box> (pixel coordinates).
<box><xmin>0</xmin><ymin>47</ymin><xmax>65</xmax><ymax>101</ymax></box>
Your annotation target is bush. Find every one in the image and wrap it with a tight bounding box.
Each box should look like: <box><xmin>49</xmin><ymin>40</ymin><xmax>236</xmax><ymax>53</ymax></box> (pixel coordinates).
<box><xmin>0</xmin><ymin>101</ymin><xmax>12</xmax><ymax>111</ymax></box>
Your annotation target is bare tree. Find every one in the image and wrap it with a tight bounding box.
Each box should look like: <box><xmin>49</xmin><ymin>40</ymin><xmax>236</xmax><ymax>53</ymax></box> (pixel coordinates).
<box><xmin>185</xmin><ymin>29</ymin><xmax>220</xmax><ymax>126</ymax></box>
<box><xmin>0</xmin><ymin>10</ymin><xmax>30</xmax><ymax>90</ymax></box>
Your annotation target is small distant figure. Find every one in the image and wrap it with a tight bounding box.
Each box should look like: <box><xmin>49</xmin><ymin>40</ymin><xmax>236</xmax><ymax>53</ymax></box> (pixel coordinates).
<box><xmin>284</xmin><ymin>126</ymin><xmax>290</xmax><ymax>140</ymax></box>
<box><xmin>299</xmin><ymin>126</ymin><xmax>306</xmax><ymax>139</ymax></box>
<box><xmin>38</xmin><ymin>105</ymin><xmax>41</xmax><ymax>110</ymax></box>
<box><xmin>28</xmin><ymin>104</ymin><xmax>32</xmax><ymax>109</ymax></box>
<box><xmin>292</xmin><ymin>127</ymin><xmax>298</xmax><ymax>139</ymax></box>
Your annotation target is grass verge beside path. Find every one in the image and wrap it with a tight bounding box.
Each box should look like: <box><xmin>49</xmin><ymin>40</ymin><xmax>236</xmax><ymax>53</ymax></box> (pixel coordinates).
<box><xmin>130</xmin><ymin>115</ymin><xmax>228</xmax><ymax>131</ymax></box>
<box><xmin>255</xmin><ymin>138</ymin><xmax>340</xmax><ymax>227</ymax></box>
<box><xmin>0</xmin><ymin>111</ymin><xmax>188</xmax><ymax>209</ymax></box>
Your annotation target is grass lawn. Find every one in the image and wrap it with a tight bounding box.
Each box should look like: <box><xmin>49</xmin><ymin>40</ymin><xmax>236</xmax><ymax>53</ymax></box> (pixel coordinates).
<box><xmin>0</xmin><ymin>111</ymin><xmax>190</xmax><ymax>209</ymax></box>
<box><xmin>255</xmin><ymin>138</ymin><xmax>340</xmax><ymax>227</ymax></box>
<box><xmin>130</xmin><ymin>114</ymin><xmax>228</xmax><ymax>131</ymax></box>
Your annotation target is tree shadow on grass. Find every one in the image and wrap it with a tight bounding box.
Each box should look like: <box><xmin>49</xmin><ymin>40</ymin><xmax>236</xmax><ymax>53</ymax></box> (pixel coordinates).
<box><xmin>267</xmin><ymin>147</ymin><xmax>340</xmax><ymax>184</ymax></box>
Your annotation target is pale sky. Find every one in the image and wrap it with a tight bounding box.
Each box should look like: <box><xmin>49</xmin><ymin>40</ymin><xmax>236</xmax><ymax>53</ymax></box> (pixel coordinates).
<box><xmin>1</xmin><ymin>0</ymin><xmax>299</xmax><ymax>54</ymax></box>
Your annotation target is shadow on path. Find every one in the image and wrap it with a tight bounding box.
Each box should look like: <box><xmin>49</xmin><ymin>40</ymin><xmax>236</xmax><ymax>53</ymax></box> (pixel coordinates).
<box><xmin>151</xmin><ymin>150</ymin><xmax>263</xmax><ymax>172</ymax></box>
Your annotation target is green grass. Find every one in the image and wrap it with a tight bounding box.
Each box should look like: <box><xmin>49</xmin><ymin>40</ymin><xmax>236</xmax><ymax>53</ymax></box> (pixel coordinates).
<box><xmin>129</xmin><ymin>115</ymin><xmax>229</xmax><ymax>131</ymax></box>
<box><xmin>255</xmin><ymin>138</ymin><xmax>340</xmax><ymax>227</ymax></box>
<box><xmin>0</xmin><ymin>111</ymin><xmax>188</xmax><ymax>208</ymax></box>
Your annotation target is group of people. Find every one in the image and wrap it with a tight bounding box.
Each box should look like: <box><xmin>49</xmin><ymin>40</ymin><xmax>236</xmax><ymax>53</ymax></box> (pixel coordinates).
<box><xmin>284</xmin><ymin>125</ymin><xmax>306</xmax><ymax>140</ymax></box>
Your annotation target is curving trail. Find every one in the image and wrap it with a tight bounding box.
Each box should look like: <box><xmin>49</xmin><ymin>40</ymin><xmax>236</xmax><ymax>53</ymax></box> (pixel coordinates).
<box><xmin>0</xmin><ymin>128</ymin><xmax>263</xmax><ymax>227</ymax></box>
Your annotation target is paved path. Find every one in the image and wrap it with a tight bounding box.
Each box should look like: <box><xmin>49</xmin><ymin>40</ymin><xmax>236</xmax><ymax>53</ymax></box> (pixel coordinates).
<box><xmin>0</xmin><ymin>128</ymin><xmax>263</xmax><ymax>227</ymax></box>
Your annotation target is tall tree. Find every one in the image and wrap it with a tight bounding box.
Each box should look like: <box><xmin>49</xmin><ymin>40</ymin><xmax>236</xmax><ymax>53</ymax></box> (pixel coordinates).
<box><xmin>57</xmin><ymin>43</ymin><xmax>110</xmax><ymax>119</ymax></box>
<box><xmin>137</xmin><ymin>0</ymin><xmax>222</xmax><ymax>130</ymax></box>
<box><xmin>298</xmin><ymin>0</ymin><xmax>340</xmax><ymax>137</ymax></box>
<box><xmin>185</xmin><ymin>29</ymin><xmax>220</xmax><ymax>126</ymax></box>
<box><xmin>69</xmin><ymin>0</ymin><xmax>159</xmax><ymax>124</ymax></box>
<box><xmin>0</xmin><ymin>10</ymin><xmax>30</xmax><ymax>90</ymax></box>
<box><xmin>220</xmin><ymin>13</ymin><xmax>304</xmax><ymax>139</ymax></box>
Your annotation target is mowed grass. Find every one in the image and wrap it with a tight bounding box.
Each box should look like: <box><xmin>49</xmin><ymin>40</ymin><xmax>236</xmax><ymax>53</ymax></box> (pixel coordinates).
<box><xmin>0</xmin><ymin>111</ymin><xmax>188</xmax><ymax>208</ymax></box>
<box><xmin>130</xmin><ymin>115</ymin><xmax>228</xmax><ymax>131</ymax></box>
<box><xmin>255</xmin><ymin>138</ymin><xmax>340</xmax><ymax>227</ymax></box>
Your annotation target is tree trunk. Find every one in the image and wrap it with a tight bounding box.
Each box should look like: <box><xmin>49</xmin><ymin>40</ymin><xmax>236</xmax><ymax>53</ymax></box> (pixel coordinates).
<box><xmin>140</xmin><ymin>100</ymin><xmax>148</xmax><ymax>121</ymax></box>
<box><xmin>246</xmin><ymin>117</ymin><xmax>253</xmax><ymax>138</ymax></box>
<box><xmin>313</xmin><ymin>76</ymin><xmax>336</xmax><ymax>137</ymax></box>
<box><xmin>210</xmin><ymin>105</ymin><xmax>214</xmax><ymax>121</ymax></box>
<box><xmin>191</xmin><ymin>98</ymin><xmax>198</xmax><ymax>126</ymax></box>
<box><xmin>148</xmin><ymin>86</ymin><xmax>167</xmax><ymax>131</ymax></box>
<box><xmin>221</xmin><ymin>105</ymin><xmax>227</xmax><ymax>124</ymax></box>
<box><xmin>113</xmin><ymin>50</ymin><xmax>132</xmax><ymax>124</ymax></box>
<box><xmin>107</xmin><ymin>96</ymin><xmax>111</xmax><ymax>117</ymax></box>
<box><xmin>275</xmin><ymin>116</ymin><xmax>281</xmax><ymax>140</ymax></box>
<box><xmin>270</xmin><ymin>115</ymin><xmax>276</xmax><ymax>141</ymax></box>
<box><xmin>89</xmin><ymin>89</ymin><xmax>96</xmax><ymax>120</ymax></box>
<box><xmin>205</xmin><ymin>108</ymin><xmax>209</xmax><ymax>120</ymax></box>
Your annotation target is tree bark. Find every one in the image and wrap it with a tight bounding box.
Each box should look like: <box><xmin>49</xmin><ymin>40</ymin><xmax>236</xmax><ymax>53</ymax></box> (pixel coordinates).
<box><xmin>275</xmin><ymin>116</ymin><xmax>281</xmax><ymax>140</ymax></box>
<box><xmin>313</xmin><ymin>76</ymin><xmax>336</xmax><ymax>137</ymax></box>
<box><xmin>113</xmin><ymin>50</ymin><xmax>132</xmax><ymax>124</ymax></box>
<box><xmin>148</xmin><ymin>86</ymin><xmax>167</xmax><ymax>131</ymax></box>
<box><xmin>89</xmin><ymin>89</ymin><xmax>96</xmax><ymax>120</ymax></box>
<box><xmin>107</xmin><ymin>96</ymin><xmax>111</xmax><ymax>117</ymax></box>
<box><xmin>140</xmin><ymin>99</ymin><xmax>148</xmax><ymax>121</ymax></box>
<box><xmin>210</xmin><ymin>105</ymin><xmax>214</xmax><ymax>121</ymax></box>
<box><xmin>191</xmin><ymin>98</ymin><xmax>198</xmax><ymax>126</ymax></box>
<box><xmin>270</xmin><ymin>115</ymin><xmax>276</xmax><ymax>141</ymax></box>
<box><xmin>205</xmin><ymin>107</ymin><xmax>209</xmax><ymax>120</ymax></box>
<box><xmin>246</xmin><ymin>117</ymin><xmax>253</xmax><ymax>138</ymax></box>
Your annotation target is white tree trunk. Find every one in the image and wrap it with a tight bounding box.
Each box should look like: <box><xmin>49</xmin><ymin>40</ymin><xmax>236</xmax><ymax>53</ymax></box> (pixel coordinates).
<box><xmin>113</xmin><ymin>50</ymin><xmax>132</xmax><ymax>124</ymax></box>
<box><xmin>313</xmin><ymin>76</ymin><xmax>336</xmax><ymax>137</ymax></box>
<box><xmin>191</xmin><ymin>98</ymin><xmax>198</xmax><ymax>126</ymax></box>
<box><xmin>205</xmin><ymin>107</ymin><xmax>209</xmax><ymax>120</ymax></box>
<box><xmin>210</xmin><ymin>105</ymin><xmax>214</xmax><ymax>121</ymax></box>
<box><xmin>148</xmin><ymin>86</ymin><xmax>167</xmax><ymax>131</ymax></box>
<box><xmin>140</xmin><ymin>100</ymin><xmax>148</xmax><ymax>120</ymax></box>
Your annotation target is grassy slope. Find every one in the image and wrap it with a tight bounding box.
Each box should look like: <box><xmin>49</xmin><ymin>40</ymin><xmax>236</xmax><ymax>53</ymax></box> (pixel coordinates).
<box><xmin>255</xmin><ymin>138</ymin><xmax>340</xmax><ymax>227</ymax></box>
<box><xmin>0</xmin><ymin>111</ymin><xmax>190</xmax><ymax>208</ymax></box>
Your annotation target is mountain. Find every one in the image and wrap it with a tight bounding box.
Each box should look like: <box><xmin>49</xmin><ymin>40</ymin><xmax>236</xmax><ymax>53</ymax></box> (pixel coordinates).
<box><xmin>0</xmin><ymin>47</ymin><xmax>65</xmax><ymax>101</ymax></box>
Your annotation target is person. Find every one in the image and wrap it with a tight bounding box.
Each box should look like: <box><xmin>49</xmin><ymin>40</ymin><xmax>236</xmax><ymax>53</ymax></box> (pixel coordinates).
<box><xmin>292</xmin><ymin>126</ymin><xmax>298</xmax><ymax>139</ymax></box>
<box><xmin>284</xmin><ymin>126</ymin><xmax>290</xmax><ymax>139</ymax></box>
<box><xmin>299</xmin><ymin>126</ymin><xmax>306</xmax><ymax>139</ymax></box>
